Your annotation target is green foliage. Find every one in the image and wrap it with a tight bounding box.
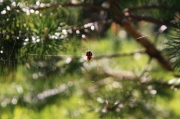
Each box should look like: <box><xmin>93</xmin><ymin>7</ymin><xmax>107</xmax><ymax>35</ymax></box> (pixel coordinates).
<box><xmin>165</xmin><ymin>29</ymin><xmax>180</xmax><ymax>72</ymax></box>
<box><xmin>0</xmin><ymin>1</ymin><xmax>26</xmax><ymax>73</ymax></box>
<box><xmin>1</xmin><ymin>0</ymin><xmax>180</xmax><ymax>119</ymax></box>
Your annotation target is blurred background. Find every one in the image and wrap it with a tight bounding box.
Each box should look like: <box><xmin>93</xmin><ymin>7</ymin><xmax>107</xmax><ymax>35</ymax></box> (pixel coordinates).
<box><xmin>1</xmin><ymin>0</ymin><xmax>180</xmax><ymax>119</ymax></box>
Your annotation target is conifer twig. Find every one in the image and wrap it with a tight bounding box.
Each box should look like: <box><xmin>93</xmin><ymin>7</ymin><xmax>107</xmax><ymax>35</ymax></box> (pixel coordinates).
<box><xmin>94</xmin><ymin>50</ymin><xmax>146</xmax><ymax>60</ymax></box>
<box><xmin>127</xmin><ymin>14</ymin><xmax>178</xmax><ymax>28</ymax></box>
<box><xmin>108</xmin><ymin>0</ymin><xmax>172</xmax><ymax>71</ymax></box>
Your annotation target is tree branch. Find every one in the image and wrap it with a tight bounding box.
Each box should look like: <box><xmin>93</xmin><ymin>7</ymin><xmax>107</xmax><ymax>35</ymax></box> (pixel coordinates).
<box><xmin>28</xmin><ymin>2</ymin><xmax>108</xmax><ymax>12</ymax></box>
<box><xmin>123</xmin><ymin>5</ymin><xmax>178</xmax><ymax>28</ymax></box>
<box><xmin>85</xmin><ymin>67</ymin><xmax>179</xmax><ymax>93</ymax></box>
<box><xmin>126</xmin><ymin>5</ymin><xmax>180</xmax><ymax>12</ymax></box>
<box><xmin>108</xmin><ymin>0</ymin><xmax>173</xmax><ymax>71</ymax></box>
<box><xmin>65</xmin><ymin>3</ymin><xmax>108</xmax><ymax>11</ymax></box>
<box><xmin>28</xmin><ymin>50</ymin><xmax>145</xmax><ymax>61</ymax></box>
<box><xmin>94</xmin><ymin>50</ymin><xmax>146</xmax><ymax>60</ymax></box>
<box><xmin>28</xmin><ymin>2</ymin><xmax>178</xmax><ymax>28</ymax></box>
<box><xmin>129</xmin><ymin>14</ymin><xmax>178</xmax><ymax>28</ymax></box>
<box><xmin>28</xmin><ymin>0</ymin><xmax>173</xmax><ymax>71</ymax></box>
<box><xmin>121</xmin><ymin>19</ymin><xmax>172</xmax><ymax>71</ymax></box>
<box><xmin>148</xmin><ymin>80</ymin><xmax>180</xmax><ymax>89</ymax></box>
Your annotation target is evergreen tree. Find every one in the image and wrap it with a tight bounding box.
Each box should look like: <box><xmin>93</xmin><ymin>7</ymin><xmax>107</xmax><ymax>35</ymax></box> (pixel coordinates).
<box><xmin>1</xmin><ymin>0</ymin><xmax>180</xmax><ymax>119</ymax></box>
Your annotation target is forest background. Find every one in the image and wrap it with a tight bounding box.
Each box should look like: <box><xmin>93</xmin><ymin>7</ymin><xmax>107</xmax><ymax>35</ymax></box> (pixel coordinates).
<box><xmin>1</xmin><ymin>0</ymin><xmax>180</xmax><ymax>119</ymax></box>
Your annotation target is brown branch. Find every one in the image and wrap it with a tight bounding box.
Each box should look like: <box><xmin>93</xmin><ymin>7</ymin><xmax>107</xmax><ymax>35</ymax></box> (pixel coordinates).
<box><xmin>127</xmin><ymin>5</ymin><xmax>169</xmax><ymax>11</ymax></box>
<box><xmin>108</xmin><ymin>0</ymin><xmax>172</xmax><ymax>71</ymax></box>
<box><xmin>28</xmin><ymin>0</ymin><xmax>173</xmax><ymax>71</ymax></box>
<box><xmin>85</xmin><ymin>67</ymin><xmax>179</xmax><ymax>93</ymax></box>
<box><xmin>124</xmin><ymin>5</ymin><xmax>178</xmax><ymax>28</ymax></box>
<box><xmin>28</xmin><ymin>50</ymin><xmax>145</xmax><ymax>61</ymax></box>
<box><xmin>129</xmin><ymin>14</ymin><xmax>178</xmax><ymax>28</ymax></box>
<box><xmin>85</xmin><ymin>68</ymin><xmax>136</xmax><ymax>93</ymax></box>
<box><xmin>28</xmin><ymin>2</ymin><xmax>178</xmax><ymax>28</ymax></box>
<box><xmin>28</xmin><ymin>2</ymin><xmax>108</xmax><ymax>11</ymax></box>
<box><xmin>126</xmin><ymin>5</ymin><xmax>180</xmax><ymax>12</ymax></box>
<box><xmin>121</xmin><ymin>20</ymin><xmax>172</xmax><ymax>71</ymax></box>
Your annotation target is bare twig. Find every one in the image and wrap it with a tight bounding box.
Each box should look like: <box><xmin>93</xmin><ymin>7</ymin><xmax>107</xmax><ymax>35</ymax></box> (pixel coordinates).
<box><xmin>129</xmin><ymin>14</ymin><xmax>178</xmax><ymax>28</ymax></box>
<box><xmin>94</xmin><ymin>50</ymin><xmax>146</xmax><ymax>60</ymax></box>
<box><xmin>126</xmin><ymin>5</ymin><xmax>180</xmax><ymax>12</ymax></box>
<box><xmin>123</xmin><ymin>5</ymin><xmax>179</xmax><ymax>28</ymax></box>
<box><xmin>28</xmin><ymin>50</ymin><xmax>145</xmax><ymax>60</ymax></box>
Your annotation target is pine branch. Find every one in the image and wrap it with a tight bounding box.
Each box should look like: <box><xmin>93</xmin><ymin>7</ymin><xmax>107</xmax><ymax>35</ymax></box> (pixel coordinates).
<box><xmin>94</xmin><ymin>50</ymin><xmax>145</xmax><ymax>60</ymax></box>
<box><xmin>36</xmin><ymin>83</ymin><xmax>71</xmax><ymax>100</ymax></box>
<box><xmin>0</xmin><ymin>82</ymin><xmax>72</xmax><ymax>107</ymax></box>
<box><xmin>85</xmin><ymin>67</ymin><xmax>179</xmax><ymax>93</ymax></box>
<box><xmin>108</xmin><ymin>0</ymin><xmax>172</xmax><ymax>71</ymax></box>
<box><xmin>28</xmin><ymin>2</ymin><xmax>108</xmax><ymax>12</ymax></box>
<box><xmin>128</xmin><ymin>14</ymin><xmax>178</xmax><ymax>28</ymax></box>
<box><xmin>85</xmin><ymin>69</ymin><xmax>136</xmax><ymax>93</ymax></box>
<box><xmin>27</xmin><ymin>2</ymin><xmax>178</xmax><ymax>28</ymax></box>
<box><xmin>148</xmin><ymin>80</ymin><xmax>180</xmax><ymax>89</ymax></box>
<box><xmin>27</xmin><ymin>50</ymin><xmax>146</xmax><ymax>62</ymax></box>
<box><xmin>124</xmin><ymin>5</ymin><xmax>179</xmax><ymax>28</ymax></box>
<box><xmin>121</xmin><ymin>20</ymin><xmax>172</xmax><ymax>71</ymax></box>
<box><xmin>126</xmin><ymin>5</ymin><xmax>178</xmax><ymax>11</ymax></box>
<box><xmin>25</xmin><ymin>0</ymin><xmax>173</xmax><ymax>71</ymax></box>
